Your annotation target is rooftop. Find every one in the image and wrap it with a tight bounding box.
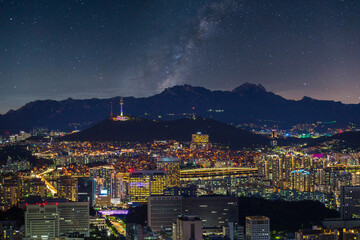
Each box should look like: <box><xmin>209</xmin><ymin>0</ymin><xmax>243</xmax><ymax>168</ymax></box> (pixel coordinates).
<box><xmin>157</xmin><ymin>157</ymin><xmax>180</xmax><ymax>163</ymax></box>
<box><xmin>246</xmin><ymin>216</ymin><xmax>270</xmax><ymax>221</ymax></box>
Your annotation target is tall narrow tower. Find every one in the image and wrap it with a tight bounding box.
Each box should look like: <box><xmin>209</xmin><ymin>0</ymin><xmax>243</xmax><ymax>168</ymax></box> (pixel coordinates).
<box><xmin>120</xmin><ymin>97</ymin><xmax>124</xmax><ymax>117</ymax></box>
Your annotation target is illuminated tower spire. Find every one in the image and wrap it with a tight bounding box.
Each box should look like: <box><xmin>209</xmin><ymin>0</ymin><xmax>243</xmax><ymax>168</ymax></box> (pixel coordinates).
<box><xmin>110</xmin><ymin>102</ymin><xmax>113</xmax><ymax>117</ymax></box>
<box><xmin>120</xmin><ymin>96</ymin><xmax>124</xmax><ymax>117</ymax></box>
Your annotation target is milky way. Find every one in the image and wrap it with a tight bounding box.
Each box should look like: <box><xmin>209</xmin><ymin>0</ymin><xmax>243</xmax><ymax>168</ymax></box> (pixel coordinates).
<box><xmin>0</xmin><ymin>0</ymin><xmax>360</xmax><ymax>113</ymax></box>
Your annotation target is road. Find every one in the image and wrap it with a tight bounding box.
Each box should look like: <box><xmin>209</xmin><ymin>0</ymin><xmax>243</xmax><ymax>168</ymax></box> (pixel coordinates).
<box><xmin>35</xmin><ymin>168</ymin><xmax>57</xmax><ymax>194</ymax></box>
<box><xmin>111</xmin><ymin>220</ymin><xmax>126</xmax><ymax>235</ymax></box>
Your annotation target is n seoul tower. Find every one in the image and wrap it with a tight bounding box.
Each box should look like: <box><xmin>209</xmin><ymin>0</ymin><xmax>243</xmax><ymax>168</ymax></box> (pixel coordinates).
<box><xmin>120</xmin><ymin>96</ymin><xmax>124</xmax><ymax>117</ymax></box>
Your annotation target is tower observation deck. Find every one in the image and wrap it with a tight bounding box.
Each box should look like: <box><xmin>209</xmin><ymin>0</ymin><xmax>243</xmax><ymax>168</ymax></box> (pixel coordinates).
<box><xmin>113</xmin><ymin>96</ymin><xmax>128</xmax><ymax>121</ymax></box>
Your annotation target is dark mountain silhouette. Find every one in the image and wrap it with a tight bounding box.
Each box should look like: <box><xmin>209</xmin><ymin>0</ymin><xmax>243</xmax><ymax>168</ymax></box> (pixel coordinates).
<box><xmin>275</xmin><ymin>130</ymin><xmax>360</xmax><ymax>149</ymax></box>
<box><xmin>1</xmin><ymin>83</ymin><xmax>360</xmax><ymax>132</ymax></box>
<box><xmin>303</xmin><ymin>131</ymin><xmax>360</xmax><ymax>149</ymax></box>
<box><xmin>62</xmin><ymin>117</ymin><xmax>269</xmax><ymax>148</ymax></box>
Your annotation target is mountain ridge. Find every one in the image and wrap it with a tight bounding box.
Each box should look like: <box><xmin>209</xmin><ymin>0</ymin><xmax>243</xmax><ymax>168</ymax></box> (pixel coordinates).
<box><xmin>1</xmin><ymin>83</ymin><xmax>360</xmax><ymax>132</ymax></box>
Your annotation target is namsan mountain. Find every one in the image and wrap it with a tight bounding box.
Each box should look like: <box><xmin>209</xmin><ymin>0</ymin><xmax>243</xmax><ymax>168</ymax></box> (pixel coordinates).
<box><xmin>62</xmin><ymin>117</ymin><xmax>269</xmax><ymax>149</ymax></box>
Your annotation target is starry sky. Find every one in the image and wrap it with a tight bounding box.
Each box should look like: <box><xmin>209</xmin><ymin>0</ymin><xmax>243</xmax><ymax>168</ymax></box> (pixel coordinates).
<box><xmin>1</xmin><ymin>0</ymin><xmax>360</xmax><ymax>113</ymax></box>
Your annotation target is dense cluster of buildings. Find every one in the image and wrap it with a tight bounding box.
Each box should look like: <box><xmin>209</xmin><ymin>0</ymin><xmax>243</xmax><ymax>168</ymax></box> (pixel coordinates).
<box><xmin>1</xmin><ymin>125</ymin><xmax>360</xmax><ymax>239</ymax></box>
<box><xmin>255</xmin><ymin>151</ymin><xmax>360</xmax><ymax>207</ymax></box>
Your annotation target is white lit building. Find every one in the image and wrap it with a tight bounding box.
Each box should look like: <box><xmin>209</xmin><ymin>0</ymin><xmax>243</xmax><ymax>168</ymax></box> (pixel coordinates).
<box><xmin>245</xmin><ymin>216</ymin><xmax>270</xmax><ymax>240</ymax></box>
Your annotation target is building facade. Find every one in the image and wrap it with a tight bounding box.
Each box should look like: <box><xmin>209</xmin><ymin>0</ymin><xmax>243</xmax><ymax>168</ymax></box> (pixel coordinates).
<box><xmin>245</xmin><ymin>216</ymin><xmax>270</xmax><ymax>240</ymax></box>
<box><xmin>25</xmin><ymin>201</ymin><xmax>89</xmax><ymax>239</ymax></box>
<box><xmin>341</xmin><ymin>186</ymin><xmax>360</xmax><ymax>220</ymax></box>
<box><xmin>157</xmin><ymin>158</ymin><xmax>180</xmax><ymax>187</ymax></box>
<box><xmin>25</xmin><ymin>204</ymin><xmax>59</xmax><ymax>239</ymax></box>
<box><xmin>129</xmin><ymin>170</ymin><xmax>166</xmax><ymax>203</ymax></box>
<box><xmin>147</xmin><ymin>195</ymin><xmax>182</xmax><ymax>232</ymax></box>
<box><xmin>172</xmin><ymin>215</ymin><xmax>202</xmax><ymax>240</ymax></box>
<box><xmin>182</xmin><ymin>196</ymin><xmax>239</xmax><ymax>229</ymax></box>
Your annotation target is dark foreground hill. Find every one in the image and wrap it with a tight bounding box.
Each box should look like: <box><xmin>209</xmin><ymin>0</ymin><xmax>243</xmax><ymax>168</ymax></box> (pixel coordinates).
<box><xmin>126</xmin><ymin>197</ymin><xmax>339</xmax><ymax>232</ymax></box>
<box><xmin>62</xmin><ymin>117</ymin><xmax>269</xmax><ymax>148</ymax></box>
<box><xmin>238</xmin><ymin>197</ymin><xmax>339</xmax><ymax>232</ymax></box>
<box><xmin>304</xmin><ymin>131</ymin><xmax>360</xmax><ymax>149</ymax></box>
<box><xmin>2</xmin><ymin>83</ymin><xmax>360</xmax><ymax>132</ymax></box>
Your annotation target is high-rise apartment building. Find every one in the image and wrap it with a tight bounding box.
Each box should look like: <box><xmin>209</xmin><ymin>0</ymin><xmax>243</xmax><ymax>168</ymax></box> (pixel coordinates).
<box><xmin>290</xmin><ymin>169</ymin><xmax>314</xmax><ymax>192</ymax></box>
<box><xmin>58</xmin><ymin>176</ymin><xmax>78</xmax><ymax>201</ymax></box>
<box><xmin>303</xmin><ymin>157</ymin><xmax>313</xmax><ymax>169</ymax></box>
<box><xmin>258</xmin><ymin>159</ymin><xmax>270</xmax><ymax>180</ymax></box>
<box><xmin>22</xmin><ymin>178</ymin><xmax>46</xmax><ymax>199</ymax></box>
<box><xmin>245</xmin><ymin>216</ymin><xmax>270</xmax><ymax>240</ymax></box>
<box><xmin>271</xmin><ymin>157</ymin><xmax>283</xmax><ymax>183</ymax></box>
<box><xmin>284</xmin><ymin>155</ymin><xmax>295</xmax><ymax>181</ymax></box>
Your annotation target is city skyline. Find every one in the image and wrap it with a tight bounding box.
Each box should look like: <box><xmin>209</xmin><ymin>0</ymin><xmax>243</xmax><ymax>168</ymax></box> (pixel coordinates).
<box><xmin>1</xmin><ymin>0</ymin><xmax>360</xmax><ymax>113</ymax></box>
<box><xmin>2</xmin><ymin>0</ymin><xmax>360</xmax><ymax>236</ymax></box>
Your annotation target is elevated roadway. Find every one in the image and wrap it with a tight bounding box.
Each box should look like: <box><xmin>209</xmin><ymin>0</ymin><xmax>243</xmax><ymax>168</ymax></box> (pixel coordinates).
<box><xmin>180</xmin><ymin>167</ymin><xmax>258</xmax><ymax>180</ymax></box>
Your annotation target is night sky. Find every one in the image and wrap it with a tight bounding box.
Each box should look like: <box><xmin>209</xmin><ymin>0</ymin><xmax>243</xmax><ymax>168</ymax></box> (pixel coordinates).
<box><xmin>1</xmin><ymin>0</ymin><xmax>360</xmax><ymax>113</ymax></box>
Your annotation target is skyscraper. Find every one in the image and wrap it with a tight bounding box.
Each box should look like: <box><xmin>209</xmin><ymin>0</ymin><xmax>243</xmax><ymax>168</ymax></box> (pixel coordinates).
<box><xmin>90</xmin><ymin>166</ymin><xmax>114</xmax><ymax>202</ymax></box>
<box><xmin>157</xmin><ymin>158</ymin><xmax>180</xmax><ymax>187</ymax></box>
<box><xmin>245</xmin><ymin>216</ymin><xmax>270</xmax><ymax>240</ymax></box>
<box><xmin>77</xmin><ymin>177</ymin><xmax>94</xmax><ymax>206</ymax></box>
<box><xmin>129</xmin><ymin>170</ymin><xmax>166</xmax><ymax>203</ymax></box>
